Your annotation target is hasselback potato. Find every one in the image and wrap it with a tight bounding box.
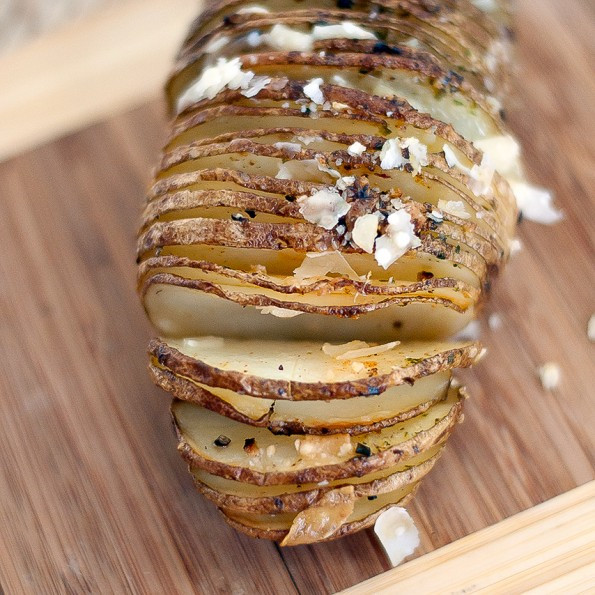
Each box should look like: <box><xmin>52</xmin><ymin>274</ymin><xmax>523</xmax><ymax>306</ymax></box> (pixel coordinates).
<box><xmin>138</xmin><ymin>0</ymin><xmax>529</xmax><ymax>551</ymax></box>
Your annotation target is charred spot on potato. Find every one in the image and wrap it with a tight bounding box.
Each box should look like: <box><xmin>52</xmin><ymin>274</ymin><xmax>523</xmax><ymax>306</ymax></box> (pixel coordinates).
<box><xmin>243</xmin><ymin>438</ymin><xmax>258</xmax><ymax>455</ymax></box>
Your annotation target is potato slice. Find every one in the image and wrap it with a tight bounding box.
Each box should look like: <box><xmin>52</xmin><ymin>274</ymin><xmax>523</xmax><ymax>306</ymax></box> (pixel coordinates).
<box><xmin>151</xmin><ymin>365</ymin><xmax>451</xmax><ymax>434</ymax></box>
<box><xmin>172</xmin><ymin>383</ymin><xmax>464</xmax><ymax>485</ymax></box>
<box><xmin>143</xmin><ymin>284</ymin><xmax>477</xmax><ymax>342</ymax></box>
<box><xmin>151</xmin><ymin>336</ymin><xmax>480</xmax><ymax>399</ymax></box>
<box><xmin>192</xmin><ymin>445</ymin><xmax>442</xmax><ymax>514</ymax></box>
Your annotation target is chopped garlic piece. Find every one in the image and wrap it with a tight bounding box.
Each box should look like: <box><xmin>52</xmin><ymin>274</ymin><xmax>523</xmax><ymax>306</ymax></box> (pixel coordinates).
<box><xmin>273</xmin><ymin>142</ymin><xmax>302</xmax><ymax>153</ymax></box>
<box><xmin>452</xmin><ymin>320</ymin><xmax>481</xmax><ymax>341</ymax></box>
<box><xmin>538</xmin><ymin>362</ymin><xmax>561</xmax><ymax>390</ymax></box>
<box><xmin>475</xmin><ymin>135</ymin><xmax>521</xmax><ymax>179</ymax></box>
<box><xmin>294</xmin><ymin>435</ymin><xmax>353</xmax><ymax>460</ymax></box>
<box><xmin>295</xmin><ymin>135</ymin><xmax>322</xmax><ymax>146</ymax></box>
<box><xmin>488</xmin><ymin>313</ymin><xmax>503</xmax><ymax>330</ymax></box>
<box><xmin>182</xmin><ymin>337</ymin><xmax>225</xmax><ymax>350</ymax></box>
<box><xmin>438</xmin><ymin>199</ymin><xmax>471</xmax><ymax>220</ymax></box>
<box><xmin>379</xmin><ymin>138</ymin><xmax>428</xmax><ymax>174</ymax></box>
<box><xmin>374</xmin><ymin>507</ymin><xmax>420</xmax><ymax>567</ymax></box>
<box><xmin>293</xmin><ymin>251</ymin><xmax>360</xmax><ymax>281</ymax></box>
<box><xmin>589</xmin><ymin>315</ymin><xmax>595</xmax><ymax>343</ymax></box>
<box><xmin>443</xmin><ymin>144</ymin><xmax>494</xmax><ymax>196</ymax></box>
<box><xmin>336</xmin><ymin>176</ymin><xmax>356</xmax><ymax>191</ymax></box>
<box><xmin>400</xmin><ymin>138</ymin><xmax>429</xmax><ymax>175</ymax></box>
<box><xmin>304</xmin><ymin>78</ymin><xmax>325</xmax><ymax>104</ymax></box>
<box><xmin>298</xmin><ymin>187</ymin><xmax>351</xmax><ymax>230</ymax></box>
<box><xmin>323</xmin><ymin>340</ymin><xmax>400</xmax><ymax>360</ymax></box>
<box><xmin>351</xmin><ymin>361</ymin><xmax>365</xmax><ymax>373</ymax></box>
<box><xmin>241</xmin><ymin>75</ymin><xmax>271</xmax><ymax>98</ymax></box>
<box><xmin>509</xmin><ymin>238</ymin><xmax>523</xmax><ymax>256</ymax></box>
<box><xmin>257</xmin><ymin>307</ymin><xmax>304</xmax><ymax>318</ymax></box>
<box><xmin>323</xmin><ymin>341</ymin><xmax>370</xmax><ymax>358</ymax></box>
<box><xmin>204</xmin><ymin>36</ymin><xmax>230</xmax><ymax>54</ymax></box>
<box><xmin>177</xmin><ymin>57</ymin><xmax>272</xmax><ymax>112</ymax></box>
<box><xmin>236</xmin><ymin>5</ymin><xmax>270</xmax><ymax>14</ymax></box>
<box><xmin>375</xmin><ymin>211</ymin><xmax>421</xmax><ymax>269</ymax></box>
<box><xmin>276</xmin><ymin>159</ymin><xmax>331</xmax><ymax>181</ymax></box>
<box><xmin>281</xmin><ymin>486</ymin><xmax>355</xmax><ymax>546</ymax></box>
<box><xmin>352</xmin><ymin>213</ymin><xmax>381</xmax><ymax>253</ymax></box>
<box><xmin>312</xmin><ymin>22</ymin><xmax>376</xmax><ymax>41</ymax></box>
<box><xmin>471</xmin><ymin>0</ymin><xmax>498</xmax><ymax>12</ymax></box>
<box><xmin>262</xmin><ymin>23</ymin><xmax>313</xmax><ymax>51</ymax></box>
<box><xmin>379</xmin><ymin>138</ymin><xmax>407</xmax><ymax>170</ymax></box>
<box><xmin>347</xmin><ymin>141</ymin><xmax>367</xmax><ymax>156</ymax></box>
<box><xmin>510</xmin><ymin>182</ymin><xmax>563</xmax><ymax>224</ymax></box>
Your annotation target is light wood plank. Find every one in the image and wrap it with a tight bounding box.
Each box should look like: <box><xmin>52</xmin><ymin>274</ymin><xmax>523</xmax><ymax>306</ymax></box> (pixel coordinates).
<box><xmin>342</xmin><ymin>482</ymin><xmax>595</xmax><ymax>595</ymax></box>
<box><xmin>0</xmin><ymin>0</ymin><xmax>198</xmax><ymax>161</ymax></box>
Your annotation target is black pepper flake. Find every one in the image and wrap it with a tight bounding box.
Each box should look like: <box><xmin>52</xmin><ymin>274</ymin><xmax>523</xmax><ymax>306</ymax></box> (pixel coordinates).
<box><xmin>359</xmin><ymin>67</ymin><xmax>373</xmax><ymax>75</ymax></box>
<box><xmin>367</xmin><ymin>495</ymin><xmax>378</xmax><ymax>501</ymax></box>
<box><xmin>243</xmin><ymin>438</ymin><xmax>256</xmax><ymax>451</ymax></box>
<box><xmin>356</xmin><ymin>443</ymin><xmax>371</xmax><ymax>457</ymax></box>
<box><xmin>436</xmin><ymin>252</ymin><xmax>447</xmax><ymax>260</ymax></box>
<box><xmin>447</xmin><ymin>353</ymin><xmax>455</xmax><ymax>364</ymax></box>
<box><xmin>403</xmin><ymin>377</ymin><xmax>415</xmax><ymax>386</ymax></box>
<box><xmin>336</xmin><ymin>0</ymin><xmax>354</xmax><ymax>8</ymax></box>
<box><xmin>372</xmin><ymin>42</ymin><xmax>403</xmax><ymax>56</ymax></box>
<box><xmin>214</xmin><ymin>435</ymin><xmax>231</xmax><ymax>447</ymax></box>
<box><xmin>367</xmin><ymin>387</ymin><xmax>381</xmax><ymax>396</ymax></box>
<box><xmin>232</xmin><ymin>213</ymin><xmax>247</xmax><ymax>222</ymax></box>
<box><xmin>393</xmin><ymin>320</ymin><xmax>403</xmax><ymax>329</ymax></box>
<box><xmin>278</xmin><ymin>364</ymin><xmax>284</xmax><ymax>370</ymax></box>
<box><xmin>404</xmin><ymin>163</ymin><xmax>414</xmax><ymax>174</ymax></box>
<box><xmin>245</xmin><ymin>209</ymin><xmax>256</xmax><ymax>218</ymax></box>
<box><xmin>455</xmin><ymin>245</ymin><xmax>461</xmax><ymax>254</ymax></box>
<box><xmin>274</xmin><ymin>497</ymin><xmax>284</xmax><ymax>510</ymax></box>
<box><xmin>285</xmin><ymin>194</ymin><xmax>296</xmax><ymax>202</ymax></box>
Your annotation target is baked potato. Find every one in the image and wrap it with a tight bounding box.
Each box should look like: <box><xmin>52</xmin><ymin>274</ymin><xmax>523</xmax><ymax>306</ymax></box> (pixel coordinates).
<box><xmin>138</xmin><ymin>0</ymin><xmax>525</xmax><ymax>549</ymax></box>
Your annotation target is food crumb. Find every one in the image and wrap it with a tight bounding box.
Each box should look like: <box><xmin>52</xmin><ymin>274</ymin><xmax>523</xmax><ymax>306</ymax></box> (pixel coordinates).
<box><xmin>488</xmin><ymin>313</ymin><xmax>502</xmax><ymax>330</ymax></box>
<box><xmin>538</xmin><ymin>362</ymin><xmax>561</xmax><ymax>390</ymax></box>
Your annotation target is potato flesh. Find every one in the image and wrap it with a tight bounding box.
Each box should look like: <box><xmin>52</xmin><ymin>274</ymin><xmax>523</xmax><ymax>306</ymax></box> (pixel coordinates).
<box><xmin>172</xmin><ymin>386</ymin><xmax>459</xmax><ymax>475</ymax></box>
<box><xmin>170</xmin><ymin>372</ymin><xmax>449</xmax><ymax>428</ymax></box>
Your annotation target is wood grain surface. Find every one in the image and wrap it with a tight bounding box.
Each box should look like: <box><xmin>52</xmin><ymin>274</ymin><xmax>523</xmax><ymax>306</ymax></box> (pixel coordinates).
<box><xmin>0</xmin><ymin>0</ymin><xmax>593</xmax><ymax>593</ymax></box>
<box><xmin>342</xmin><ymin>481</ymin><xmax>595</xmax><ymax>594</ymax></box>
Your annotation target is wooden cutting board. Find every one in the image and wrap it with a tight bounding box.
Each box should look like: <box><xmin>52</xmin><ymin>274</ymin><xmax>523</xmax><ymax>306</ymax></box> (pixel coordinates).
<box><xmin>0</xmin><ymin>1</ymin><xmax>593</xmax><ymax>593</ymax></box>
